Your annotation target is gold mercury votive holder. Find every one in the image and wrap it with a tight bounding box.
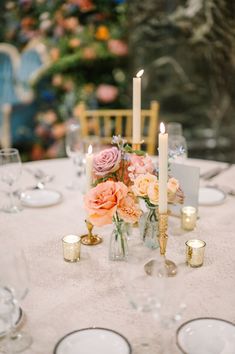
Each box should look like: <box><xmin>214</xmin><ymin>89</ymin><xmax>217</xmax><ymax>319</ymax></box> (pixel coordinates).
<box><xmin>185</xmin><ymin>239</ymin><xmax>206</xmax><ymax>267</ymax></box>
<box><xmin>62</xmin><ymin>234</ymin><xmax>81</xmax><ymax>262</ymax></box>
<box><xmin>181</xmin><ymin>206</ymin><xmax>197</xmax><ymax>231</ymax></box>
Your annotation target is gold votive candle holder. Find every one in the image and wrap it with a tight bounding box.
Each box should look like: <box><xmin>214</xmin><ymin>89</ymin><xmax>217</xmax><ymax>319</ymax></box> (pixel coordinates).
<box><xmin>62</xmin><ymin>234</ymin><xmax>81</xmax><ymax>262</ymax></box>
<box><xmin>181</xmin><ymin>206</ymin><xmax>197</xmax><ymax>231</ymax></box>
<box><xmin>185</xmin><ymin>239</ymin><xmax>206</xmax><ymax>267</ymax></box>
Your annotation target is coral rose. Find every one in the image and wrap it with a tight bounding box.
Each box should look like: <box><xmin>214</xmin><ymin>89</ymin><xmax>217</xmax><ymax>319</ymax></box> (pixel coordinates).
<box><xmin>118</xmin><ymin>194</ymin><xmax>142</xmax><ymax>223</ymax></box>
<box><xmin>93</xmin><ymin>147</ymin><xmax>121</xmax><ymax>177</ymax></box>
<box><xmin>84</xmin><ymin>181</ymin><xmax>128</xmax><ymax>226</ymax></box>
<box><xmin>132</xmin><ymin>173</ymin><xmax>157</xmax><ymax>198</ymax></box>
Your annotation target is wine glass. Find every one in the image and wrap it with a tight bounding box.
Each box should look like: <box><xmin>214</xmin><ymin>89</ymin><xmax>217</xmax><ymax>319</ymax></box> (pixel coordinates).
<box><xmin>0</xmin><ymin>287</ymin><xmax>15</xmax><ymax>353</ymax></box>
<box><xmin>65</xmin><ymin>120</ymin><xmax>85</xmax><ymax>190</ymax></box>
<box><xmin>0</xmin><ymin>148</ymin><xmax>22</xmax><ymax>213</ymax></box>
<box><xmin>122</xmin><ymin>244</ymin><xmax>160</xmax><ymax>353</ymax></box>
<box><xmin>0</xmin><ymin>249</ymin><xmax>32</xmax><ymax>352</ymax></box>
<box><xmin>167</xmin><ymin>123</ymin><xmax>188</xmax><ymax>162</ymax></box>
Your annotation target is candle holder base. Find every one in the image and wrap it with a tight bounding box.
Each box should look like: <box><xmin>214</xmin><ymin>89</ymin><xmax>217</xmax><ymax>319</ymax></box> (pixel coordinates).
<box><xmin>132</xmin><ymin>140</ymin><xmax>144</xmax><ymax>151</ymax></box>
<box><xmin>81</xmin><ymin>234</ymin><xmax>102</xmax><ymax>246</ymax></box>
<box><xmin>144</xmin><ymin>257</ymin><xmax>177</xmax><ymax>277</ymax></box>
<box><xmin>80</xmin><ymin>220</ymin><xmax>102</xmax><ymax>246</ymax></box>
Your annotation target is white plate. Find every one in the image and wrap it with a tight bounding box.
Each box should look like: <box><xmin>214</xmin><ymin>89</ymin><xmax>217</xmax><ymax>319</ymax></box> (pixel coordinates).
<box><xmin>20</xmin><ymin>189</ymin><xmax>62</xmax><ymax>208</ymax></box>
<box><xmin>54</xmin><ymin>327</ymin><xmax>132</xmax><ymax>354</ymax></box>
<box><xmin>176</xmin><ymin>317</ymin><xmax>235</xmax><ymax>354</ymax></box>
<box><xmin>199</xmin><ymin>187</ymin><xmax>226</xmax><ymax>206</ymax></box>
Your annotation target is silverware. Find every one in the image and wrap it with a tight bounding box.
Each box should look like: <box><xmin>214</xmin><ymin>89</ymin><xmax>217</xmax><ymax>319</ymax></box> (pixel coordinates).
<box><xmin>201</xmin><ymin>164</ymin><xmax>232</xmax><ymax>180</ymax></box>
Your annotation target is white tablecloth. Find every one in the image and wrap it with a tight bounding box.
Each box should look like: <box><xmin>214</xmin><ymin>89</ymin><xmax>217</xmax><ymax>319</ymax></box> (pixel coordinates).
<box><xmin>0</xmin><ymin>158</ymin><xmax>235</xmax><ymax>353</ymax></box>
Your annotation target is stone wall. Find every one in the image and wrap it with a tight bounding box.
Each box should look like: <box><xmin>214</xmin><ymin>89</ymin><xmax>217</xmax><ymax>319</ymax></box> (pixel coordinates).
<box><xmin>128</xmin><ymin>0</ymin><xmax>235</xmax><ymax>161</ymax></box>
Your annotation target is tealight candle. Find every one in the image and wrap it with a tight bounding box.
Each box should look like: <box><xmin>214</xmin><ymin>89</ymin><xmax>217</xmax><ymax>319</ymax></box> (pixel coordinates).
<box><xmin>62</xmin><ymin>234</ymin><xmax>81</xmax><ymax>262</ymax></box>
<box><xmin>181</xmin><ymin>206</ymin><xmax>197</xmax><ymax>231</ymax></box>
<box><xmin>185</xmin><ymin>239</ymin><xmax>206</xmax><ymax>267</ymax></box>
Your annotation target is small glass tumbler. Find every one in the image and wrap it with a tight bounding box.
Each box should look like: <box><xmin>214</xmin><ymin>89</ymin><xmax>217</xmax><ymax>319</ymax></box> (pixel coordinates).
<box><xmin>185</xmin><ymin>239</ymin><xmax>206</xmax><ymax>267</ymax></box>
<box><xmin>181</xmin><ymin>206</ymin><xmax>197</xmax><ymax>231</ymax></box>
<box><xmin>62</xmin><ymin>235</ymin><xmax>81</xmax><ymax>262</ymax></box>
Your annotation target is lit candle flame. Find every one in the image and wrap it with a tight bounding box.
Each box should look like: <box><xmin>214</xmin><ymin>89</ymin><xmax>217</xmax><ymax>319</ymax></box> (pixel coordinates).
<box><xmin>88</xmin><ymin>144</ymin><xmax>93</xmax><ymax>154</ymax></box>
<box><xmin>136</xmin><ymin>69</ymin><xmax>144</xmax><ymax>78</ymax></box>
<box><xmin>160</xmin><ymin>122</ymin><xmax>165</xmax><ymax>134</ymax></box>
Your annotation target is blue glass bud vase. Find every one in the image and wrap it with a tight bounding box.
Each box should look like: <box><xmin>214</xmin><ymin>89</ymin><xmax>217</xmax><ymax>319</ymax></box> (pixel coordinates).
<box><xmin>139</xmin><ymin>203</ymin><xmax>159</xmax><ymax>249</ymax></box>
<box><xmin>109</xmin><ymin>220</ymin><xmax>128</xmax><ymax>261</ymax></box>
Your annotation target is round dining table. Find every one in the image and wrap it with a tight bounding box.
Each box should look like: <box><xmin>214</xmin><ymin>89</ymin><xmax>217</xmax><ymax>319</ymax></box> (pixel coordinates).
<box><xmin>0</xmin><ymin>157</ymin><xmax>235</xmax><ymax>354</ymax></box>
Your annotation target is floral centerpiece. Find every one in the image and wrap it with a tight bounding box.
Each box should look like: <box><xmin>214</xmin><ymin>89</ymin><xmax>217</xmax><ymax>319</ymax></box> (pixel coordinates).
<box><xmin>84</xmin><ymin>136</ymin><xmax>183</xmax><ymax>260</ymax></box>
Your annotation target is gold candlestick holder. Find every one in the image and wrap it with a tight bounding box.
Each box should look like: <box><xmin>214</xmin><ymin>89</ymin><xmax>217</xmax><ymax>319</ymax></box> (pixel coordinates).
<box><xmin>144</xmin><ymin>212</ymin><xmax>177</xmax><ymax>277</ymax></box>
<box><xmin>132</xmin><ymin>140</ymin><xmax>144</xmax><ymax>151</ymax></box>
<box><xmin>81</xmin><ymin>220</ymin><xmax>102</xmax><ymax>246</ymax></box>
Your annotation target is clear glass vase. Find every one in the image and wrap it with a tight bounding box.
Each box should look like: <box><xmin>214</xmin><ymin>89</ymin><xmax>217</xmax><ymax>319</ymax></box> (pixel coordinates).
<box><xmin>139</xmin><ymin>204</ymin><xmax>159</xmax><ymax>249</ymax></box>
<box><xmin>109</xmin><ymin>220</ymin><xmax>128</xmax><ymax>261</ymax></box>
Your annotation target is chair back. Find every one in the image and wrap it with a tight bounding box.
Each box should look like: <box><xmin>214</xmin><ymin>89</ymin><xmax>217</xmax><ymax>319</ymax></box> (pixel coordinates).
<box><xmin>78</xmin><ymin>101</ymin><xmax>159</xmax><ymax>155</ymax></box>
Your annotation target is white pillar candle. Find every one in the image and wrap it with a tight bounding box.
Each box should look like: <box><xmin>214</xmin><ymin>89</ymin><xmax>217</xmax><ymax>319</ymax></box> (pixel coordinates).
<box><xmin>132</xmin><ymin>69</ymin><xmax>144</xmax><ymax>144</ymax></box>
<box><xmin>85</xmin><ymin>144</ymin><xmax>93</xmax><ymax>191</ymax></box>
<box><xmin>158</xmin><ymin>122</ymin><xmax>168</xmax><ymax>214</ymax></box>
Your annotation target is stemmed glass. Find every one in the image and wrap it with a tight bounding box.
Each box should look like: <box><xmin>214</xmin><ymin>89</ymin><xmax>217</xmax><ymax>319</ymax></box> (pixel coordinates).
<box><xmin>0</xmin><ymin>249</ymin><xmax>32</xmax><ymax>353</ymax></box>
<box><xmin>123</xmin><ymin>248</ymin><xmax>188</xmax><ymax>354</ymax></box>
<box><xmin>0</xmin><ymin>148</ymin><xmax>22</xmax><ymax>213</ymax></box>
<box><xmin>65</xmin><ymin>120</ymin><xmax>85</xmax><ymax>190</ymax></box>
<box><xmin>167</xmin><ymin>123</ymin><xmax>188</xmax><ymax>162</ymax></box>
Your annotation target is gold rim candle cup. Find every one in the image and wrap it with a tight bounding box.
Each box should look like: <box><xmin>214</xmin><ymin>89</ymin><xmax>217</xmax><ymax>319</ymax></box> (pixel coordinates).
<box><xmin>181</xmin><ymin>206</ymin><xmax>197</xmax><ymax>231</ymax></box>
<box><xmin>62</xmin><ymin>235</ymin><xmax>81</xmax><ymax>262</ymax></box>
<box><xmin>185</xmin><ymin>239</ymin><xmax>206</xmax><ymax>267</ymax></box>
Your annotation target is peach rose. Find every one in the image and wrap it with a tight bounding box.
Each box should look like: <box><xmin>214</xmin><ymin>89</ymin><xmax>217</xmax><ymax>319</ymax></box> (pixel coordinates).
<box><xmin>118</xmin><ymin>194</ymin><xmax>142</xmax><ymax>223</ymax></box>
<box><xmin>132</xmin><ymin>173</ymin><xmax>157</xmax><ymax>198</ymax></box>
<box><xmin>84</xmin><ymin>181</ymin><xmax>128</xmax><ymax>226</ymax></box>
<box><xmin>147</xmin><ymin>181</ymin><xmax>159</xmax><ymax>205</ymax></box>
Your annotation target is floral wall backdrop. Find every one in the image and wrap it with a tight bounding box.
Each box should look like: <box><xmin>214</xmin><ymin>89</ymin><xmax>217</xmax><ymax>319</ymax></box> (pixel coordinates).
<box><xmin>0</xmin><ymin>0</ymin><xmax>128</xmax><ymax>160</ymax></box>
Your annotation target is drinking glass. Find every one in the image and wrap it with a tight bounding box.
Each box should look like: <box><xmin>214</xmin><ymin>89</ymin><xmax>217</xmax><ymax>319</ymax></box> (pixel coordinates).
<box><xmin>0</xmin><ymin>249</ymin><xmax>32</xmax><ymax>352</ymax></box>
<box><xmin>0</xmin><ymin>148</ymin><xmax>22</xmax><ymax>213</ymax></box>
<box><xmin>0</xmin><ymin>287</ymin><xmax>15</xmax><ymax>353</ymax></box>
<box><xmin>65</xmin><ymin>120</ymin><xmax>85</xmax><ymax>190</ymax></box>
<box><xmin>167</xmin><ymin>122</ymin><xmax>188</xmax><ymax>162</ymax></box>
<box><xmin>122</xmin><ymin>244</ymin><xmax>160</xmax><ymax>353</ymax></box>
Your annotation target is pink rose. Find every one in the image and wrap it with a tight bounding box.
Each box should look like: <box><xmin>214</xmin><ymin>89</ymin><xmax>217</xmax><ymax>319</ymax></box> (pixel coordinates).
<box><xmin>132</xmin><ymin>173</ymin><xmax>157</xmax><ymax>198</ymax></box>
<box><xmin>96</xmin><ymin>84</ymin><xmax>118</xmax><ymax>103</ymax></box>
<box><xmin>84</xmin><ymin>180</ymin><xmax>128</xmax><ymax>226</ymax></box>
<box><xmin>93</xmin><ymin>147</ymin><xmax>121</xmax><ymax>177</ymax></box>
<box><xmin>128</xmin><ymin>154</ymin><xmax>154</xmax><ymax>181</ymax></box>
<box><xmin>118</xmin><ymin>194</ymin><xmax>142</xmax><ymax>223</ymax></box>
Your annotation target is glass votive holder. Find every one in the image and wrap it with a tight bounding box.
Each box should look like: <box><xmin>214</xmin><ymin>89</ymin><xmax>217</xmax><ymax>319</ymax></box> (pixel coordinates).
<box><xmin>62</xmin><ymin>234</ymin><xmax>81</xmax><ymax>262</ymax></box>
<box><xmin>185</xmin><ymin>239</ymin><xmax>206</xmax><ymax>267</ymax></box>
<box><xmin>181</xmin><ymin>206</ymin><xmax>197</xmax><ymax>231</ymax></box>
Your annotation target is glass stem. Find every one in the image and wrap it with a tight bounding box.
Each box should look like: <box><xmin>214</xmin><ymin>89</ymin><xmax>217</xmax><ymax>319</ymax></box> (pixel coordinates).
<box><xmin>9</xmin><ymin>184</ymin><xmax>14</xmax><ymax>210</ymax></box>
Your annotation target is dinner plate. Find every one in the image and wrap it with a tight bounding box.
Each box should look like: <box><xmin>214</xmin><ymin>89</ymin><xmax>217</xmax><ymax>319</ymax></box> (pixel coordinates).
<box><xmin>176</xmin><ymin>317</ymin><xmax>235</xmax><ymax>354</ymax></box>
<box><xmin>199</xmin><ymin>187</ymin><xmax>226</xmax><ymax>206</ymax></box>
<box><xmin>53</xmin><ymin>327</ymin><xmax>132</xmax><ymax>354</ymax></box>
<box><xmin>20</xmin><ymin>189</ymin><xmax>63</xmax><ymax>208</ymax></box>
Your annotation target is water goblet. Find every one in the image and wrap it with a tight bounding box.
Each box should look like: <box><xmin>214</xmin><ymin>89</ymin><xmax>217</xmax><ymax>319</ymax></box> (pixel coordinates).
<box><xmin>0</xmin><ymin>249</ymin><xmax>32</xmax><ymax>353</ymax></box>
<box><xmin>65</xmin><ymin>120</ymin><xmax>85</xmax><ymax>190</ymax></box>
<box><xmin>167</xmin><ymin>122</ymin><xmax>188</xmax><ymax>162</ymax></box>
<box><xmin>0</xmin><ymin>148</ymin><xmax>22</xmax><ymax>213</ymax></box>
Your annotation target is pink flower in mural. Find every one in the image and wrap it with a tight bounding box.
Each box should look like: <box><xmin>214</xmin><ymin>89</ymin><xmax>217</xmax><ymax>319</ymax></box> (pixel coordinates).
<box><xmin>108</xmin><ymin>39</ymin><xmax>128</xmax><ymax>56</ymax></box>
<box><xmin>96</xmin><ymin>84</ymin><xmax>118</xmax><ymax>103</ymax></box>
